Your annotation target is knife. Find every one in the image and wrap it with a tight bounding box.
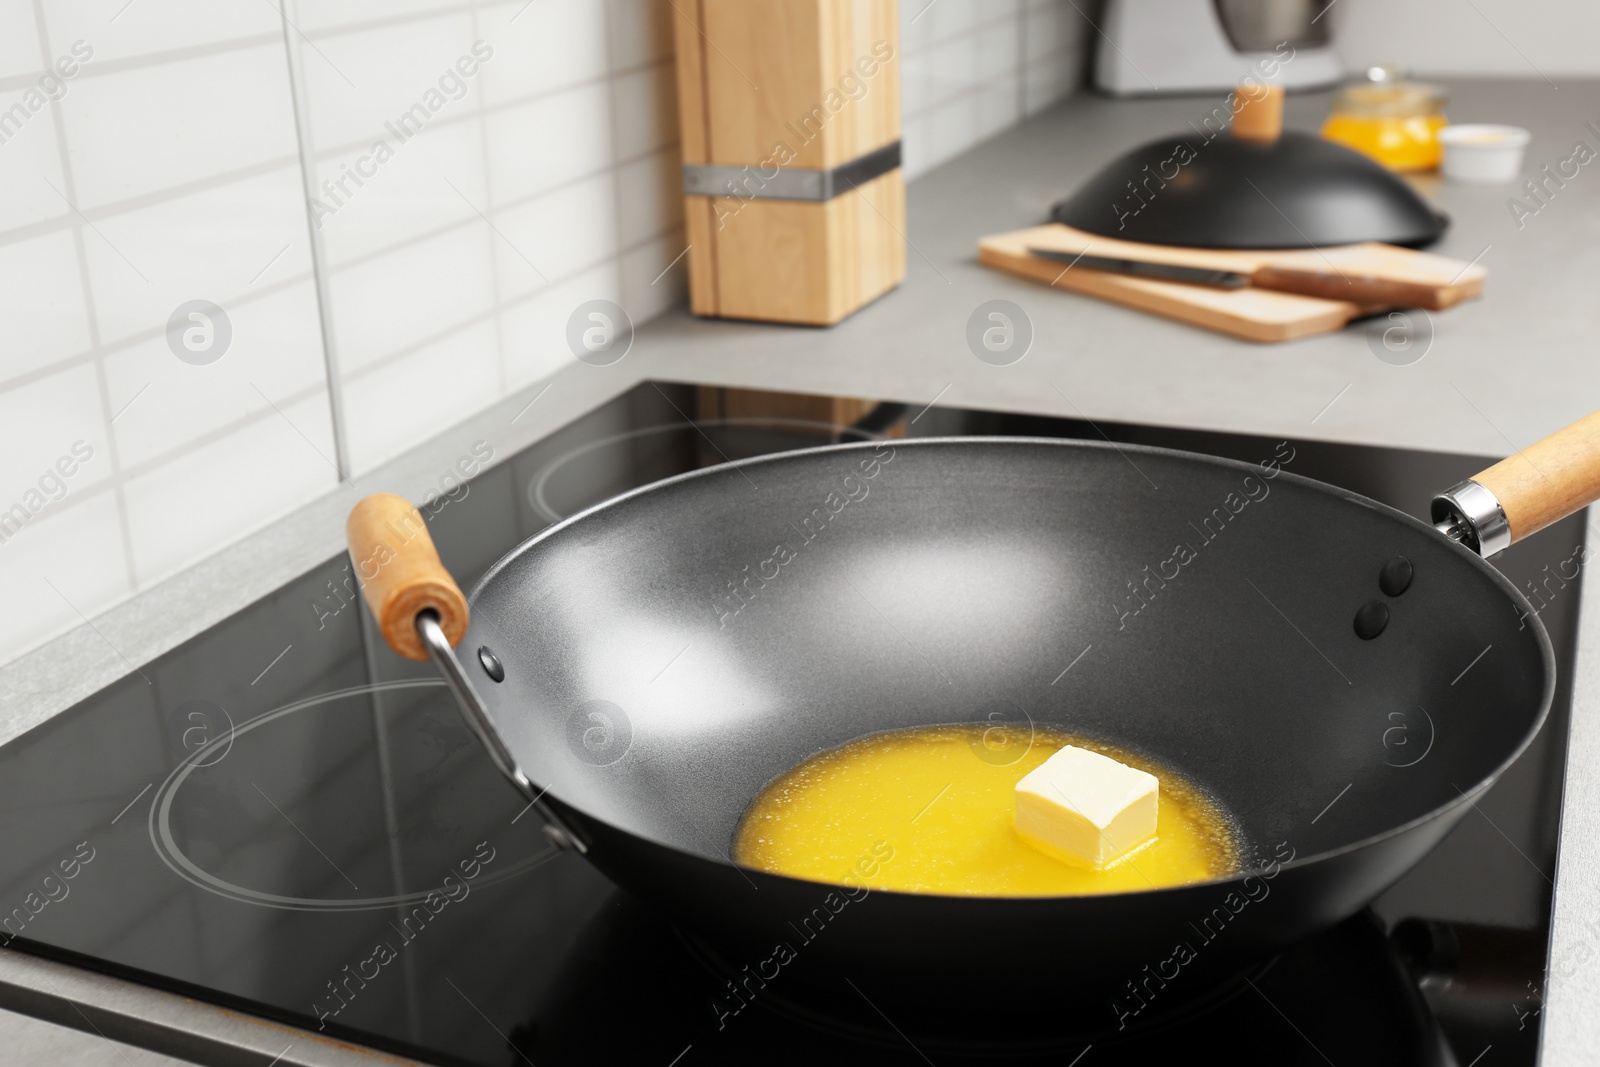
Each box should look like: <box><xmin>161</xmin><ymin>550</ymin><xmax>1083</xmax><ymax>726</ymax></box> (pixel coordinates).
<box><xmin>1028</xmin><ymin>247</ymin><xmax>1249</xmax><ymax>289</ymax></box>
<box><xmin>1025</xmin><ymin>243</ymin><xmax>1482</xmax><ymax>310</ymax></box>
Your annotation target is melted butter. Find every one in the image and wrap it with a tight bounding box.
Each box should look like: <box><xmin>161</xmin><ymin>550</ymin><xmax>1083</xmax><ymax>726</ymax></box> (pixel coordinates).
<box><xmin>733</xmin><ymin>724</ymin><xmax>1238</xmax><ymax>897</ymax></box>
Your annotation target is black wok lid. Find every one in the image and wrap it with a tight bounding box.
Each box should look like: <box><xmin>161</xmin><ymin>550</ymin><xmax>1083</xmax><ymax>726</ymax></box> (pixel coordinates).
<box><xmin>1051</xmin><ymin>127</ymin><xmax>1449</xmax><ymax>250</ymax></box>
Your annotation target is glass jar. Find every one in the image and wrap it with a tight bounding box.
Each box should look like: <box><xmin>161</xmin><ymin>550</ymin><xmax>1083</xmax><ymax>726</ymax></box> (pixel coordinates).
<box><xmin>1321</xmin><ymin>67</ymin><xmax>1449</xmax><ymax>172</ymax></box>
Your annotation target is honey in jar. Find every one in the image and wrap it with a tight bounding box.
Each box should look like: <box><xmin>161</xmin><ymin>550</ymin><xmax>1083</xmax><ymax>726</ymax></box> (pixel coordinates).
<box><xmin>1322</xmin><ymin>67</ymin><xmax>1448</xmax><ymax>172</ymax></box>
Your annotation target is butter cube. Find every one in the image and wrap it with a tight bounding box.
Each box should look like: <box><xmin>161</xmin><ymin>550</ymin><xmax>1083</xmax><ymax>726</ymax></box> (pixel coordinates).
<box><xmin>1014</xmin><ymin>745</ymin><xmax>1158</xmax><ymax>868</ymax></box>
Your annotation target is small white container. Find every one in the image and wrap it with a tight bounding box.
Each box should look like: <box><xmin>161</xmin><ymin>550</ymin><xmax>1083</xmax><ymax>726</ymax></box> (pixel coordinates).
<box><xmin>1438</xmin><ymin>124</ymin><xmax>1531</xmax><ymax>183</ymax></box>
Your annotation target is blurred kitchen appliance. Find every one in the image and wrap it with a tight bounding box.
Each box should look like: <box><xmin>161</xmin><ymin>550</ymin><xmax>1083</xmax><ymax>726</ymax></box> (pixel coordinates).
<box><xmin>1095</xmin><ymin>0</ymin><xmax>1343</xmax><ymax>96</ymax></box>
<box><xmin>671</xmin><ymin>0</ymin><xmax>905</xmax><ymax>325</ymax></box>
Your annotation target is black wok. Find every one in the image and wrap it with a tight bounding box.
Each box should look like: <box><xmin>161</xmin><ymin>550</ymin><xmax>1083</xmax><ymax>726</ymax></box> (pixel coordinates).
<box><xmin>346</xmin><ymin>413</ymin><xmax>1600</xmax><ymax>1034</ymax></box>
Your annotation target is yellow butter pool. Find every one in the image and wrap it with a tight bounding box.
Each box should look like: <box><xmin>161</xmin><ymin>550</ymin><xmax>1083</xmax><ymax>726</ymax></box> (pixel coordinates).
<box><xmin>733</xmin><ymin>724</ymin><xmax>1238</xmax><ymax>897</ymax></box>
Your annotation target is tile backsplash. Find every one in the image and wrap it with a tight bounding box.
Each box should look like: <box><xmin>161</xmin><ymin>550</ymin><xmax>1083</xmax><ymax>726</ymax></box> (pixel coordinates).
<box><xmin>0</xmin><ymin>0</ymin><xmax>1090</xmax><ymax>668</ymax></box>
<box><xmin>901</xmin><ymin>0</ymin><xmax>1090</xmax><ymax>177</ymax></box>
<box><xmin>0</xmin><ymin>0</ymin><xmax>335</xmax><ymax>668</ymax></box>
<box><xmin>287</xmin><ymin>0</ymin><xmax>687</xmax><ymax>476</ymax></box>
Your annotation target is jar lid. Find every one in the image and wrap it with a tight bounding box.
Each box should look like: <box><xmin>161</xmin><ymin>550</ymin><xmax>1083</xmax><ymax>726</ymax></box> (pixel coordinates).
<box><xmin>1333</xmin><ymin>80</ymin><xmax>1448</xmax><ymax>117</ymax></box>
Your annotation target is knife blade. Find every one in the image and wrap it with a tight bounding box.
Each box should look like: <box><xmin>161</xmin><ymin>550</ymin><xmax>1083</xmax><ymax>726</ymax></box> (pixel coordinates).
<box><xmin>1027</xmin><ymin>247</ymin><xmax>1250</xmax><ymax>290</ymax></box>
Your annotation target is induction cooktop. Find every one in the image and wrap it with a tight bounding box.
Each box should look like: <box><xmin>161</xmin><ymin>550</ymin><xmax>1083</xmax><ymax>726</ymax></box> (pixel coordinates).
<box><xmin>0</xmin><ymin>382</ymin><xmax>1580</xmax><ymax>1066</ymax></box>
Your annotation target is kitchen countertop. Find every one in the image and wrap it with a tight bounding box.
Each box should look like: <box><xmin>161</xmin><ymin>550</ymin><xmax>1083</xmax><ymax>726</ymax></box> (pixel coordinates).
<box><xmin>3</xmin><ymin>78</ymin><xmax>1598</xmax><ymax>1064</ymax></box>
<box><xmin>631</xmin><ymin>79</ymin><xmax>1600</xmax><ymax>461</ymax></box>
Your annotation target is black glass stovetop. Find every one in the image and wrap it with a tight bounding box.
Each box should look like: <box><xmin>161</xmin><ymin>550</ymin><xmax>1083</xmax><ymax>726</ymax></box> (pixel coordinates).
<box><xmin>0</xmin><ymin>382</ymin><xmax>1581</xmax><ymax>1066</ymax></box>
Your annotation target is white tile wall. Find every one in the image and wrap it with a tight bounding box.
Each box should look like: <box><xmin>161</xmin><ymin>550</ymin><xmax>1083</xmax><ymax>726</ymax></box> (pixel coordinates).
<box><xmin>901</xmin><ymin>0</ymin><xmax>1092</xmax><ymax>178</ymax></box>
<box><xmin>1</xmin><ymin>231</ymin><xmax>92</xmax><ymax>378</ymax></box>
<box><xmin>287</xmin><ymin>0</ymin><xmax>687</xmax><ymax>476</ymax></box>
<box><xmin>1335</xmin><ymin>0</ymin><xmax>1600</xmax><ymax>78</ymax></box>
<box><xmin>0</xmin><ymin>1</ymin><xmax>333</xmax><ymax>664</ymax></box>
<box><xmin>0</xmin><ymin>0</ymin><xmax>1090</xmax><ymax>669</ymax></box>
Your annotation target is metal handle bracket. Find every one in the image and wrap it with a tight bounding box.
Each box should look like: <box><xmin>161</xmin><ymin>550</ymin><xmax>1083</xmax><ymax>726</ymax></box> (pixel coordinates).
<box><xmin>1432</xmin><ymin>479</ymin><xmax>1512</xmax><ymax>558</ymax></box>
<box><xmin>415</xmin><ymin>611</ymin><xmax>587</xmax><ymax>854</ymax></box>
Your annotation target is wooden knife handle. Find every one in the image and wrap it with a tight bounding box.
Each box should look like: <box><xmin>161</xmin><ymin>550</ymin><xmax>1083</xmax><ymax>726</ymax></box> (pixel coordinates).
<box><xmin>346</xmin><ymin>494</ymin><xmax>468</xmax><ymax>661</ymax></box>
<box><xmin>1251</xmin><ymin>267</ymin><xmax>1456</xmax><ymax>311</ymax></box>
<box><xmin>1472</xmin><ymin>411</ymin><xmax>1600</xmax><ymax>545</ymax></box>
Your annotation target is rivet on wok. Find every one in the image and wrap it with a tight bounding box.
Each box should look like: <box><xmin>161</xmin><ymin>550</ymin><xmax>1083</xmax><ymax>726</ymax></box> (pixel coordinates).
<box><xmin>1379</xmin><ymin>555</ymin><xmax>1414</xmax><ymax>597</ymax></box>
<box><xmin>478</xmin><ymin>646</ymin><xmax>505</xmax><ymax>682</ymax></box>
<box><xmin>1354</xmin><ymin>600</ymin><xmax>1390</xmax><ymax>640</ymax></box>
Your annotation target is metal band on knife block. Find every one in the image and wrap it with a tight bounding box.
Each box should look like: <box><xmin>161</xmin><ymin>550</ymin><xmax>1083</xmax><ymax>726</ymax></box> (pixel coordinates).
<box><xmin>681</xmin><ymin>141</ymin><xmax>902</xmax><ymax>202</ymax></box>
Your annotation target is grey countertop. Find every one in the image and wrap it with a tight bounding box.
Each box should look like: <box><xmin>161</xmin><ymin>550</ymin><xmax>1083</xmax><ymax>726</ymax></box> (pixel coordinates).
<box><xmin>3</xmin><ymin>78</ymin><xmax>1598</xmax><ymax>1064</ymax></box>
<box><xmin>629</xmin><ymin>79</ymin><xmax>1600</xmax><ymax>461</ymax></box>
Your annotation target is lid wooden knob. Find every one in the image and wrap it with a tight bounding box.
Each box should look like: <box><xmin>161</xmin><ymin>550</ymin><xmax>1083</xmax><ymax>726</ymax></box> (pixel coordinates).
<box><xmin>1232</xmin><ymin>84</ymin><xmax>1285</xmax><ymax>142</ymax></box>
<box><xmin>346</xmin><ymin>494</ymin><xmax>468</xmax><ymax>661</ymax></box>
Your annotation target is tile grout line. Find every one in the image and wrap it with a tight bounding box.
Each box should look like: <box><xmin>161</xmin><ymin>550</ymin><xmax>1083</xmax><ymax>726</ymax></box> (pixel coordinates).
<box><xmin>0</xmin><ymin>378</ymin><xmax>329</xmax><ymax>535</ymax></box>
<box><xmin>5</xmin><ymin>226</ymin><xmax>679</xmax><ymax>495</ymax></box>
<box><xmin>339</xmin><ymin>228</ymin><xmax>681</xmax><ymax>387</ymax></box>
<box><xmin>0</xmin><ymin>377</ymin><xmax>328</xmax><ymax>559</ymax></box>
<box><xmin>0</xmin><ymin>155</ymin><xmax>302</xmax><ymax>253</ymax></box>
<box><xmin>899</xmin><ymin>24</ymin><xmax>1081</xmax><ymax>124</ymax></box>
<box><xmin>31</xmin><ymin>0</ymin><xmax>141</xmax><ymax>594</ymax></box>
<box><xmin>321</xmin><ymin>139</ymin><xmax>678</xmax><ymax>278</ymax></box>
<box><xmin>280</xmin><ymin>0</ymin><xmax>540</xmax><ymax>46</ymax></box>
<box><xmin>301</xmin><ymin>56</ymin><xmax>673</xmax><ymax>166</ymax></box>
<box><xmin>0</xmin><ymin>59</ymin><xmax>676</xmax><ymax>256</ymax></box>
<box><xmin>0</xmin><ymin>27</ymin><xmax>1077</xmax><ymax>264</ymax></box>
<box><xmin>0</xmin><ymin>31</ymin><xmax>282</xmax><ymax>92</ymax></box>
<box><xmin>0</xmin><ymin>266</ymin><xmax>315</xmax><ymax>397</ymax></box>
<box><xmin>0</xmin><ymin>130</ymin><xmax>678</xmax><ymax>398</ymax></box>
<box><xmin>278</xmin><ymin>0</ymin><xmax>351</xmax><ymax>481</ymax></box>
<box><xmin>471</xmin><ymin>2</ymin><xmax>508</xmax><ymax>398</ymax></box>
<box><xmin>603</xmin><ymin>5</ymin><xmax>634</xmax><ymax>338</ymax></box>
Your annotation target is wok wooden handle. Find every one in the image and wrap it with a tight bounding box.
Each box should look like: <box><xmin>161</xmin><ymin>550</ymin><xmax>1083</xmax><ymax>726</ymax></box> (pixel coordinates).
<box><xmin>346</xmin><ymin>494</ymin><xmax>468</xmax><ymax>661</ymax></box>
<box><xmin>1473</xmin><ymin>410</ymin><xmax>1600</xmax><ymax>545</ymax></box>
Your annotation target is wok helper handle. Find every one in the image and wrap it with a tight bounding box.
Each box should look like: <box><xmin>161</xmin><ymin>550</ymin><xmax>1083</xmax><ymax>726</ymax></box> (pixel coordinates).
<box><xmin>346</xmin><ymin>493</ymin><xmax>468</xmax><ymax>661</ymax></box>
<box><xmin>345</xmin><ymin>494</ymin><xmax>587</xmax><ymax>852</ymax></box>
<box><xmin>1432</xmin><ymin>409</ymin><xmax>1600</xmax><ymax>556</ymax></box>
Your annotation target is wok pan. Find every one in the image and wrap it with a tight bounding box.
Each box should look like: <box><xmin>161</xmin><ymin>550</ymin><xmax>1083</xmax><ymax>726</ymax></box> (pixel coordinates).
<box><xmin>346</xmin><ymin>410</ymin><xmax>1600</xmax><ymax>1034</ymax></box>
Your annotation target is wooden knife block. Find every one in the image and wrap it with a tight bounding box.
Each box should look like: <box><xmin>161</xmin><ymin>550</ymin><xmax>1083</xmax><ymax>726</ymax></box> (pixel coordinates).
<box><xmin>671</xmin><ymin>0</ymin><xmax>905</xmax><ymax>325</ymax></box>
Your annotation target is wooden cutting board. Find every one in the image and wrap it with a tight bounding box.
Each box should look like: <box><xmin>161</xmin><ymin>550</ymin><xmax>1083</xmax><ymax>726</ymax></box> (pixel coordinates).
<box><xmin>978</xmin><ymin>224</ymin><xmax>1485</xmax><ymax>343</ymax></box>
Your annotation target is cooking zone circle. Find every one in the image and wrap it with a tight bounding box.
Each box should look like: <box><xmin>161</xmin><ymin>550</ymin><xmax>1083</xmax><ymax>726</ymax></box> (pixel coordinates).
<box><xmin>527</xmin><ymin>416</ymin><xmax>884</xmax><ymax>522</ymax></box>
<box><xmin>149</xmin><ymin>680</ymin><xmax>560</xmax><ymax>912</ymax></box>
